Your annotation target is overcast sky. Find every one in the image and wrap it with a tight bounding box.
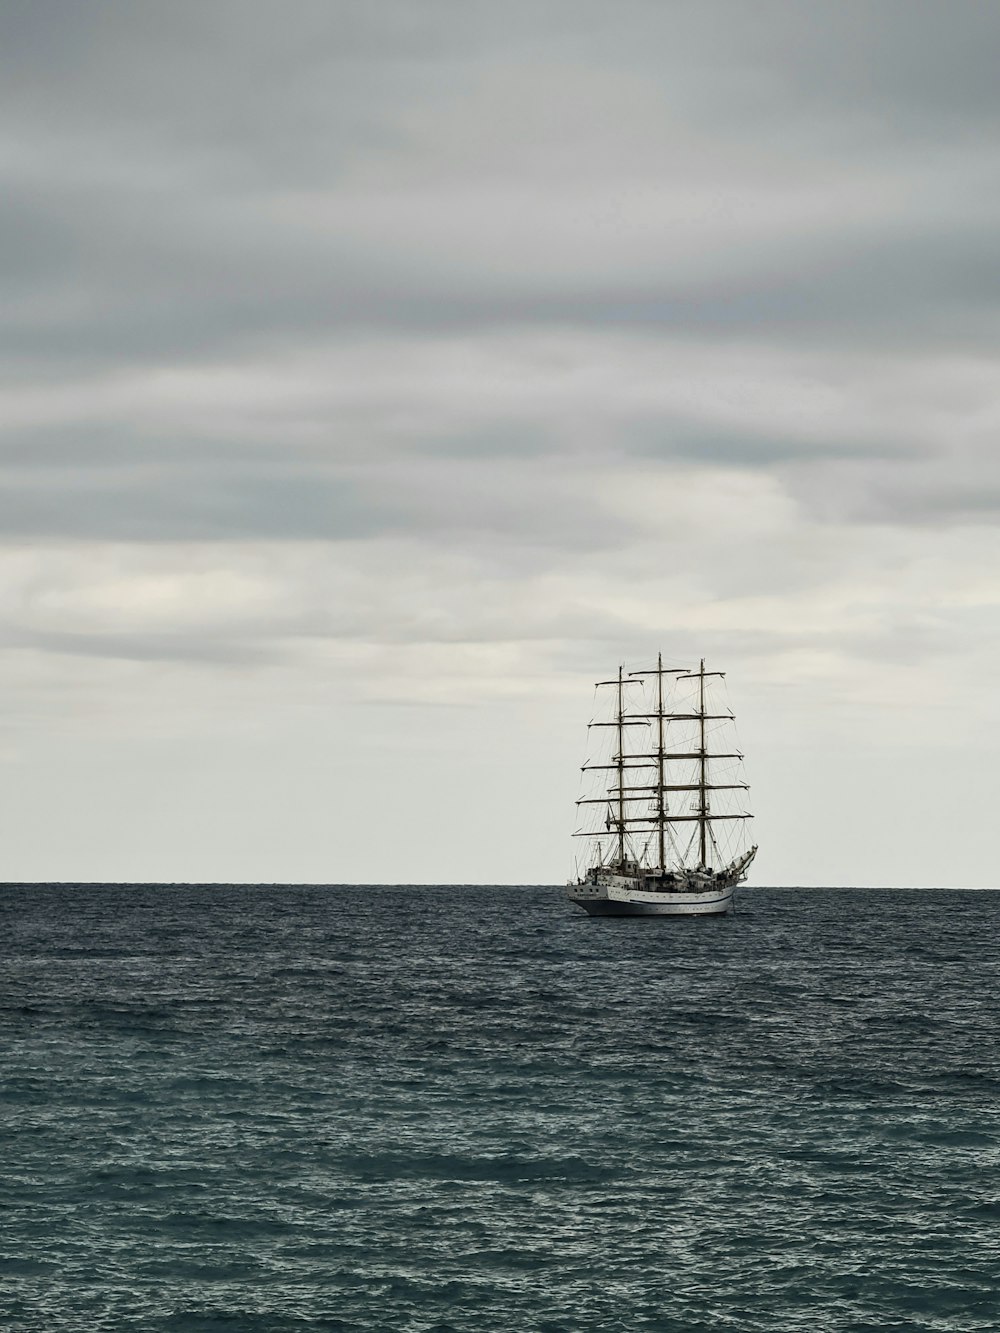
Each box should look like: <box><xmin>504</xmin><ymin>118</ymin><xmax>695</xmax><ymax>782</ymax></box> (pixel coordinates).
<box><xmin>3</xmin><ymin>1</ymin><xmax>999</xmax><ymax>886</ymax></box>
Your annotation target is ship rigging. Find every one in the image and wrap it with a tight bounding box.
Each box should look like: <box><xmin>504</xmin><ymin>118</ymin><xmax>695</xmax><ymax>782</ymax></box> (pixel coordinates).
<box><xmin>567</xmin><ymin>654</ymin><xmax>757</xmax><ymax>917</ymax></box>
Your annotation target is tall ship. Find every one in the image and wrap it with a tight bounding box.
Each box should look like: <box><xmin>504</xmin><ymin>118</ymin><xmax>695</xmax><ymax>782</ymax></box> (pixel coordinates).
<box><xmin>567</xmin><ymin>655</ymin><xmax>756</xmax><ymax>916</ymax></box>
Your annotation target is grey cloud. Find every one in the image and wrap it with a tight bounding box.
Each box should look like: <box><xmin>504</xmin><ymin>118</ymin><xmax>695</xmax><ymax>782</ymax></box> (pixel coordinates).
<box><xmin>0</xmin><ymin>469</ymin><xmax>376</xmax><ymax>542</ymax></box>
<box><xmin>625</xmin><ymin>425</ymin><xmax>920</xmax><ymax>468</ymax></box>
<box><xmin>793</xmin><ymin>464</ymin><xmax>1000</xmax><ymax>527</ymax></box>
<box><xmin>0</xmin><ymin>6</ymin><xmax>996</xmax><ymax>578</ymax></box>
<box><xmin>0</xmin><ymin>434</ymin><xmax>633</xmax><ymax>551</ymax></box>
<box><xmin>3</xmin><ymin>0</ymin><xmax>1000</xmax><ymax>388</ymax></box>
<box><xmin>1</xmin><ymin>626</ymin><xmax>277</xmax><ymax>666</ymax></box>
<box><xmin>6</xmin><ymin>2</ymin><xmax>1000</xmax><ymax>151</ymax></box>
<box><xmin>0</xmin><ymin>402</ymin><xmax>936</xmax><ymax>549</ymax></box>
<box><xmin>721</xmin><ymin>3</ymin><xmax>1000</xmax><ymax>138</ymax></box>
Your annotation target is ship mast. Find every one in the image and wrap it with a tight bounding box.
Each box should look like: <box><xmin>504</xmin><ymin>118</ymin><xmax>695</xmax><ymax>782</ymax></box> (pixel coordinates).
<box><xmin>656</xmin><ymin>652</ymin><xmax>666</xmax><ymax>872</ymax></box>
<box><xmin>616</xmin><ymin>664</ymin><xmax>626</xmax><ymax>868</ymax></box>
<box><xmin>678</xmin><ymin>657</ymin><xmax>727</xmax><ymax>870</ymax></box>
<box><xmin>699</xmin><ymin>658</ymin><xmax>707</xmax><ymax>867</ymax></box>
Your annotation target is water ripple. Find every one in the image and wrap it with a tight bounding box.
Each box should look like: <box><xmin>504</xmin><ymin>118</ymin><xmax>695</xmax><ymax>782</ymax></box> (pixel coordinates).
<box><xmin>1</xmin><ymin>884</ymin><xmax>998</xmax><ymax>1331</ymax></box>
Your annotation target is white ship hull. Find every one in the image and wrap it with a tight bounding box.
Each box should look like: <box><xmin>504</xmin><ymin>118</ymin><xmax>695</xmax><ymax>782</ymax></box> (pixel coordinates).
<box><xmin>566</xmin><ymin>871</ymin><xmax>735</xmax><ymax>917</ymax></box>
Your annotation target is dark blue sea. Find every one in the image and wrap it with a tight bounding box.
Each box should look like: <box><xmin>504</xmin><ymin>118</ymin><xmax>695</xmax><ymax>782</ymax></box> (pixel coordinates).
<box><xmin>2</xmin><ymin>885</ymin><xmax>998</xmax><ymax>1332</ymax></box>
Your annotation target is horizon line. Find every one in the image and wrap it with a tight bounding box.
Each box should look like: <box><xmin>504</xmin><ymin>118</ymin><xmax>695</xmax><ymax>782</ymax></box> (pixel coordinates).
<box><xmin>1</xmin><ymin>881</ymin><xmax>997</xmax><ymax>892</ymax></box>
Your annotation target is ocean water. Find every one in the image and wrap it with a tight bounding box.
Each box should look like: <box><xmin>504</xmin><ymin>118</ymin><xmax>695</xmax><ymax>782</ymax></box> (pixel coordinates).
<box><xmin>1</xmin><ymin>885</ymin><xmax>998</xmax><ymax>1332</ymax></box>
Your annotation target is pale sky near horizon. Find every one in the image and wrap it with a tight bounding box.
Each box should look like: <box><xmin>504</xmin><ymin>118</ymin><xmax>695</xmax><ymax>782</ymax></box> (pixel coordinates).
<box><xmin>3</xmin><ymin>1</ymin><xmax>1000</xmax><ymax>887</ymax></box>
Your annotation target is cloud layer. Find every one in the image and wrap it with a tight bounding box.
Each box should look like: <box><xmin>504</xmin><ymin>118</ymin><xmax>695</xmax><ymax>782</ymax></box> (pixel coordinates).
<box><xmin>2</xmin><ymin>2</ymin><xmax>999</xmax><ymax>884</ymax></box>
